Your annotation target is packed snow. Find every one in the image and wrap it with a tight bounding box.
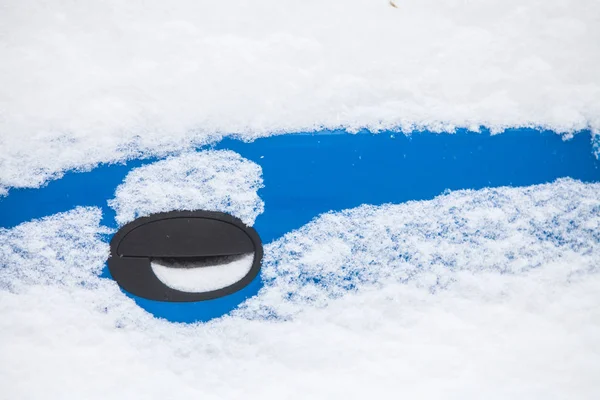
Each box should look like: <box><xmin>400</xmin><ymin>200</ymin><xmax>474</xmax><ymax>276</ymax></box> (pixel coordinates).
<box><xmin>2</xmin><ymin>0</ymin><xmax>600</xmax><ymax>194</ymax></box>
<box><xmin>151</xmin><ymin>254</ymin><xmax>255</xmax><ymax>293</ymax></box>
<box><xmin>1</xmin><ymin>179</ymin><xmax>599</xmax><ymax>398</ymax></box>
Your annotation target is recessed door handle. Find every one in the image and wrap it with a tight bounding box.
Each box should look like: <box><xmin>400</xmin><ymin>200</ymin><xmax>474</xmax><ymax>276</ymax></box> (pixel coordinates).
<box><xmin>107</xmin><ymin>210</ymin><xmax>263</xmax><ymax>302</ymax></box>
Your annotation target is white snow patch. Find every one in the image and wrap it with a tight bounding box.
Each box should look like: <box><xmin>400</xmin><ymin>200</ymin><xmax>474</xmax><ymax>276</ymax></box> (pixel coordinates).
<box><xmin>108</xmin><ymin>150</ymin><xmax>264</xmax><ymax>226</ymax></box>
<box><xmin>0</xmin><ymin>207</ymin><xmax>111</xmax><ymax>292</ymax></box>
<box><xmin>2</xmin><ymin>0</ymin><xmax>600</xmax><ymax>194</ymax></box>
<box><xmin>1</xmin><ymin>179</ymin><xmax>600</xmax><ymax>398</ymax></box>
<box><xmin>237</xmin><ymin>178</ymin><xmax>600</xmax><ymax>320</ymax></box>
<box><xmin>151</xmin><ymin>253</ymin><xmax>255</xmax><ymax>293</ymax></box>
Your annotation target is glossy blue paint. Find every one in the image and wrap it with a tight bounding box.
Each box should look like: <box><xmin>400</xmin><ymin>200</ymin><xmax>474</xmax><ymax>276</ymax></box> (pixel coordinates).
<box><xmin>1</xmin><ymin>130</ymin><xmax>598</xmax><ymax>322</ymax></box>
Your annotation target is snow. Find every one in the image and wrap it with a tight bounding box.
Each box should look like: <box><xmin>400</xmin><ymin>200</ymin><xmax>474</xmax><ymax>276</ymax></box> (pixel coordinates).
<box><xmin>1</xmin><ymin>179</ymin><xmax>600</xmax><ymax>398</ymax></box>
<box><xmin>0</xmin><ymin>207</ymin><xmax>111</xmax><ymax>293</ymax></box>
<box><xmin>108</xmin><ymin>150</ymin><xmax>264</xmax><ymax>226</ymax></box>
<box><xmin>151</xmin><ymin>254</ymin><xmax>255</xmax><ymax>293</ymax></box>
<box><xmin>2</xmin><ymin>0</ymin><xmax>600</xmax><ymax>194</ymax></box>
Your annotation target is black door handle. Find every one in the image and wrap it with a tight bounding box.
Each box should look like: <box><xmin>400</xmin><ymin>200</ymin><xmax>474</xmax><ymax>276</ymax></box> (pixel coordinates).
<box><xmin>107</xmin><ymin>210</ymin><xmax>263</xmax><ymax>302</ymax></box>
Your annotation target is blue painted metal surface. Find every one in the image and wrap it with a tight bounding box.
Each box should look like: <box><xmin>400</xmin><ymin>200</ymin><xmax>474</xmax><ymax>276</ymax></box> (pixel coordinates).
<box><xmin>1</xmin><ymin>130</ymin><xmax>599</xmax><ymax>322</ymax></box>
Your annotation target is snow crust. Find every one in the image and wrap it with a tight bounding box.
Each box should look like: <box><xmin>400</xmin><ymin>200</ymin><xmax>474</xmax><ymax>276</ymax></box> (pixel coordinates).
<box><xmin>109</xmin><ymin>150</ymin><xmax>264</xmax><ymax>226</ymax></box>
<box><xmin>1</xmin><ymin>179</ymin><xmax>600</xmax><ymax>398</ymax></box>
<box><xmin>2</xmin><ymin>0</ymin><xmax>600</xmax><ymax>194</ymax></box>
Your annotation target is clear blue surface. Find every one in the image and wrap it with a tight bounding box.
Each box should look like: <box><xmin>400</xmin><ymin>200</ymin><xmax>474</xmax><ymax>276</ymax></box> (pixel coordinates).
<box><xmin>1</xmin><ymin>130</ymin><xmax>599</xmax><ymax>322</ymax></box>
